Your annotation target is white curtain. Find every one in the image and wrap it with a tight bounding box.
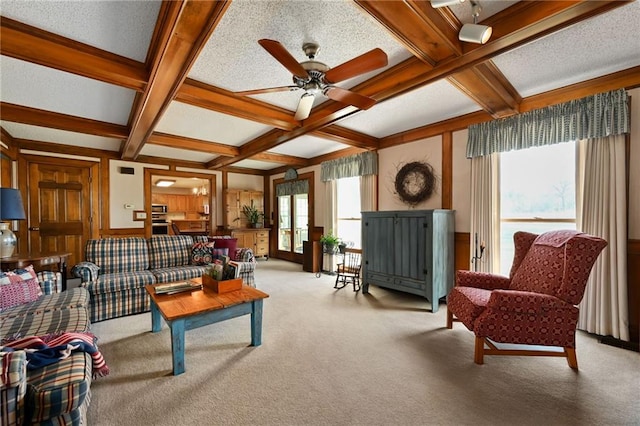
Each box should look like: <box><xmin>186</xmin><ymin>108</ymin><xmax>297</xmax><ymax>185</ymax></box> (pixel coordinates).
<box><xmin>359</xmin><ymin>174</ymin><xmax>377</xmax><ymax>213</ymax></box>
<box><xmin>469</xmin><ymin>153</ymin><xmax>500</xmax><ymax>273</ymax></box>
<box><xmin>323</xmin><ymin>180</ymin><xmax>338</xmax><ymax>273</ymax></box>
<box><xmin>576</xmin><ymin>135</ymin><xmax>629</xmax><ymax>341</ymax></box>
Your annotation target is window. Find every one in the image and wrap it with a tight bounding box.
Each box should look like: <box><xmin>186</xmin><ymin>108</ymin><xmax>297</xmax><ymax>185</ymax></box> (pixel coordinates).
<box><xmin>336</xmin><ymin>176</ymin><xmax>361</xmax><ymax>249</ymax></box>
<box><xmin>499</xmin><ymin>141</ymin><xmax>576</xmax><ymax>275</ymax></box>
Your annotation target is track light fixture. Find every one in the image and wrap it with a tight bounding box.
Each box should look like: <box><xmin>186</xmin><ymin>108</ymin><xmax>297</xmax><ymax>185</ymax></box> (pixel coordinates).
<box><xmin>431</xmin><ymin>0</ymin><xmax>465</xmax><ymax>8</ymax></box>
<box><xmin>458</xmin><ymin>1</ymin><xmax>492</xmax><ymax>44</ymax></box>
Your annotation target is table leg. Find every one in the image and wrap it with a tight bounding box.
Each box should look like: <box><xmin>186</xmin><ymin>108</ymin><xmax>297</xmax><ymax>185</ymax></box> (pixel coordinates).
<box><xmin>150</xmin><ymin>300</ymin><xmax>162</xmax><ymax>333</ymax></box>
<box><xmin>250</xmin><ymin>299</ymin><xmax>263</xmax><ymax>346</ymax></box>
<box><xmin>60</xmin><ymin>258</ymin><xmax>68</xmax><ymax>292</ymax></box>
<box><xmin>170</xmin><ymin>319</ymin><xmax>186</xmax><ymax>375</ymax></box>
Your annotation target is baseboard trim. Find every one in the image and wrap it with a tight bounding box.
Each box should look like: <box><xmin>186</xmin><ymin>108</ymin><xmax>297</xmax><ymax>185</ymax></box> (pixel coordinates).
<box><xmin>599</xmin><ymin>335</ymin><xmax>640</xmax><ymax>352</ymax></box>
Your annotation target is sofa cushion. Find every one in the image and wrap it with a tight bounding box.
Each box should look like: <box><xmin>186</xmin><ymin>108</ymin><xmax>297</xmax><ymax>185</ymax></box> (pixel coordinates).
<box><xmin>151</xmin><ymin>265</ymin><xmax>208</xmax><ymax>284</ymax></box>
<box><xmin>148</xmin><ymin>235</ymin><xmax>195</xmax><ymax>269</ymax></box>
<box><xmin>0</xmin><ymin>266</ymin><xmax>42</xmax><ymax>311</ymax></box>
<box><xmin>208</xmin><ymin>237</ymin><xmax>237</xmax><ymax>258</ymax></box>
<box><xmin>85</xmin><ymin>237</ymin><xmax>149</xmax><ymax>274</ymax></box>
<box><xmin>26</xmin><ymin>351</ymin><xmax>91</xmax><ymax>423</ymax></box>
<box><xmin>0</xmin><ymin>288</ymin><xmax>89</xmax><ymax>320</ymax></box>
<box><xmin>88</xmin><ymin>271</ymin><xmax>156</xmax><ymax>295</ymax></box>
<box><xmin>1</xmin><ymin>308</ymin><xmax>90</xmax><ymax>342</ymax></box>
<box><xmin>191</xmin><ymin>241</ymin><xmax>216</xmax><ymax>265</ymax></box>
<box><xmin>0</xmin><ymin>350</ymin><xmax>28</xmax><ymax>426</ymax></box>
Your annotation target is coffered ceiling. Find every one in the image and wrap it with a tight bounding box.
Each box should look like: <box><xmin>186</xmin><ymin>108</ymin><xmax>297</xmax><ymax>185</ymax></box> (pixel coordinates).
<box><xmin>1</xmin><ymin>0</ymin><xmax>639</xmax><ymax>175</ymax></box>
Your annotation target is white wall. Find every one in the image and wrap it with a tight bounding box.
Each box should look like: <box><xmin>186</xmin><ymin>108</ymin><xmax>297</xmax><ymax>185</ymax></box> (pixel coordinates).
<box><xmin>109</xmin><ymin>159</ymin><xmax>167</xmax><ymax>229</ymax></box>
<box><xmin>378</xmin><ymin>135</ymin><xmax>443</xmax><ymax>211</ymax></box>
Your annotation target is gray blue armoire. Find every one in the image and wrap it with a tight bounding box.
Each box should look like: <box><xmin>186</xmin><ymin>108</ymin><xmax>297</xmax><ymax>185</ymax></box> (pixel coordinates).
<box><xmin>361</xmin><ymin>209</ymin><xmax>455</xmax><ymax>312</ymax></box>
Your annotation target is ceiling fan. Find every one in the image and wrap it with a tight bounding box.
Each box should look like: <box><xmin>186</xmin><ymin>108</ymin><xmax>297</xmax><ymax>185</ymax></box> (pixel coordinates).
<box><xmin>235</xmin><ymin>39</ymin><xmax>388</xmax><ymax>121</ymax></box>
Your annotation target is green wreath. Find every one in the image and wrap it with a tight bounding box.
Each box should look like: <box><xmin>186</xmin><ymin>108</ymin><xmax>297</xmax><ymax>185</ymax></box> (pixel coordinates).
<box><xmin>394</xmin><ymin>161</ymin><xmax>436</xmax><ymax>206</ymax></box>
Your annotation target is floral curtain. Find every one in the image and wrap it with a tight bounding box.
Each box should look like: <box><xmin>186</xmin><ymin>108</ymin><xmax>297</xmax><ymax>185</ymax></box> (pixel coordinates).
<box><xmin>466</xmin><ymin>89</ymin><xmax>629</xmax><ymax>158</ymax></box>
<box><xmin>275</xmin><ymin>179</ymin><xmax>309</xmax><ymax>197</ymax></box>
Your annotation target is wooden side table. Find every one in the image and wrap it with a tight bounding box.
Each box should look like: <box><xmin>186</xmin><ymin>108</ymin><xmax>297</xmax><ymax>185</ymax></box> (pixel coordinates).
<box><xmin>1</xmin><ymin>252</ymin><xmax>72</xmax><ymax>291</ymax></box>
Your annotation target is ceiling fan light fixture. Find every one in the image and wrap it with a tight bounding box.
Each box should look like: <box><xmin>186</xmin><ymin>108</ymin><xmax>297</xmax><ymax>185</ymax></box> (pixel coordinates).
<box><xmin>431</xmin><ymin>0</ymin><xmax>465</xmax><ymax>8</ymax></box>
<box><xmin>459</xmin><ymin>23</ymin><xmax>492</xmax><ymax>44</ymax></box>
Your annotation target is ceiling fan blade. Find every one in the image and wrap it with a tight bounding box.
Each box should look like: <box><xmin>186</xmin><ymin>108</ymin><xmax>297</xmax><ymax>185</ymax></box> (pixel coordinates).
<box><xmin>258</xmin><ymin>39</ymin><xmax>310</xmax><ymax>80</ymax></box>
<box><xmin>294</xmin><ymin>93</ymin><xmax>315</xmax><ymax>121</ymax></box>
<box><xmin>325</xmin><ymin>87</ymin><xmax>377</xmax><ymax>110</ymax></box>
<box><xmin>324</xmin><ymin>48</ymin><xmax>388</xmax><ymax>84</ymax></box>
<box><xmin>235</xmin><ymin>86</ymin><xmax>300</xmax><ymax>96</ymax></box>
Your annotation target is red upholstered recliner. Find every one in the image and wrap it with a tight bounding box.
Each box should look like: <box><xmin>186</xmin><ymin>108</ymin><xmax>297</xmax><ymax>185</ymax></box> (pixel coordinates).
<box><xmin>446</xmin><ymin>230</ymin><xmax>607</xmax><ymax>369</ymax></box>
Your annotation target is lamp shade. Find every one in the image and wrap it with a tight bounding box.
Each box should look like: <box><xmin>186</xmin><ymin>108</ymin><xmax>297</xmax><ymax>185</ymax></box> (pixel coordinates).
<box><xmin>459</xmin><ymin>23</ymin><xmax>492</xmax><ymax>44</ymax></box>
<box><xmin>0</xmin><ymin>188</ymin><xmax>26</xmax><ymax>220</ymax></box>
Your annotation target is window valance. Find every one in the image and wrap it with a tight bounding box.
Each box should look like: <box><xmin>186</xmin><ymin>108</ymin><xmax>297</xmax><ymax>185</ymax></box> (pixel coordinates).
<box><xmin>275</xmin><ymin>179</ymin><xmax>309</xmax><ymax>197</ymax></box>
<box><xmin>466</xmin><ymin>89</ymin><xmax>629</xmax><ymax>158</ymax></box>
<box><xmin>320</xmin><ymin>151</ymin><xmax>378</xmax><ymax>182</ymax></box>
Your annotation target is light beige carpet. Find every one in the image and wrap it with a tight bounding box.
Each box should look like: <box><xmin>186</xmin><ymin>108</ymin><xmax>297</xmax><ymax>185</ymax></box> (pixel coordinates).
<box><xmin>87</xmin><ymin>259</ymin><xmax>640</xmax><ymax>426</ymax></box>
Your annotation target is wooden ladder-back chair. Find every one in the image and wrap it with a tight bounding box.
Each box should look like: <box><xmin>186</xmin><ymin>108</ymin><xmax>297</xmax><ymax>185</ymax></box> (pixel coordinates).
<box><xmin>335</xmin><ymin>248</ymin><xmax>363</xmax><ymax>292</ymax></box>
<box><xmin>446</xmin><ymin>230</ymin><xmax>607</xmax><ymax>369</ymax></box>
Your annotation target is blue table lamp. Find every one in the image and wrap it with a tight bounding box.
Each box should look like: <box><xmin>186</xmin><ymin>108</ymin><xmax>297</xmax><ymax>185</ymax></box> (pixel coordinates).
<box><xmin>0</xmin><ymin>188</ymin><xmax>26</xmax><ymax>258</ymax></box>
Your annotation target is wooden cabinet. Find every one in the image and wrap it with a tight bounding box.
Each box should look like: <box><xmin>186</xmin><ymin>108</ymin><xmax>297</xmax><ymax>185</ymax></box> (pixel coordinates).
<box><xmin>172</xmin><ymin>220</ymin><xmax>209</xmax><ymax>235</ymax></box>
<box><xmin>232</xmin><ymin>228</ymin><xmax>270</xmax><ymax>259</ymax></box>
<box><xmin>361</xmin><ymin>210</ymin><xmax>455</xmax><ymax>313</ymax></box>
<box><xmin>225</xmin><ymin>189</ymin><xmax>264</xmax><ymax>229</ymax></box>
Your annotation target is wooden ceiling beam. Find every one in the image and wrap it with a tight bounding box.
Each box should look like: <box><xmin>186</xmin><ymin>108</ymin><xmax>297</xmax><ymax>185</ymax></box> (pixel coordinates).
<box><xmin>177</xmin><ymin>79</ymin><xmax>299</xmax><ymax>131</ymax></box>
<box><xmin>0</xmin><ymin>16</ymin><xmax>147</xmax><ymax>91</ymax></box>
<box><xmin>121</xmin><ymin>0</ymin><xmax>231</xmax><ymax>160</ymax></box>
<box><xmin>354</xmin><ymin>0</ymin><xmax>462</xmax><ymax>64</ymax></box>
<box><xmin>250</xmin><ymin>152</ymin><xmax>309</xmax><ymax>167</ymax></box>
<box><xmin>147</xmin><ymin>132</ymin><xmax>239</xmax><ymax>157</ymax></box>
<box><xmin>447</xmin><ymin>61</ymin><xmax>522</xmax><ymax>118</ymax></box>
<box><xmin>312</xmin><ymin>126</ymin><xmax>380</xmax><ymax>150</ymax></box>
<box><xmin>0</xmin><ymin>102</ymin><xmax>129</xmax><ymax>139</ymax></box>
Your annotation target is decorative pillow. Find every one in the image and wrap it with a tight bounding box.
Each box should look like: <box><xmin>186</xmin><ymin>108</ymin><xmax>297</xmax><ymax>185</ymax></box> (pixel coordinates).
<box><xmin>191</xmin><ymin>241</ymin><xmax>216</xmax><ymax>266</ymax></box>
<box><xmin>207</xmin><ymin>237</ymin><xmax>238</xmax><ymax>257</ymax></box>
<box><xmin>0</xmin><ymin>265</ymin><xmax>42</xmax><ymax>311</ymax></box>
<box><xmin>213</xmin><ymin>248</ymin><xmax>229</xmax><ymax>259</ymax></box>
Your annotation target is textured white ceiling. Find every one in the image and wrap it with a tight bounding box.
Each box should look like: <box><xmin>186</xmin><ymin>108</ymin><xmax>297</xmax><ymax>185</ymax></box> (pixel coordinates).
<box><xmin>233</xmin><ymin>159</ymin><xmax>282</xmax><ymax>171</ymax></box>
<box><xmin>155</xmin><ymin>101</ymin><xmax>271</xmax><ymax>146</ymax></box>
<box><xmin>140</xmin><ymin>144</ymin><xmax>218</xmax><ymax>164</ymax></box>
<box><xmin>492</xmin><ymin>1</ymin><xmax>640</xmax><ymax>97</ymax></box>
<box><xmin>0</xmin><ymin>122</ymin><xmax>122</xmax><ymax>152</ymax></box>
<box><xmin>0</xmin><ymin>0</ymin><xmax>160</xmax><ymax>62</ymax></box>
<box><xmin>0</xmin><ymin>56</ymin><xmax>136</xmax><ymax>125</ymax></box>
<box><xmin>188</xmin><ymin>0</ymin><xmax>413</xmax><ymax>113</ymax></box>
<box><xmin>340</xmin><ymin>80</ymin><xmax>482</xmax><ymax>138</ymax></box>
<box><xmin>269</xmin><ymin>134</ymin><xmax>349</xmax><ymax>158</ymax></box>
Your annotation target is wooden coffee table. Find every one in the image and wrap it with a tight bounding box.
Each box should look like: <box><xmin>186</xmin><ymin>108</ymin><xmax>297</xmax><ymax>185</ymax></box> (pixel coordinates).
<box><xmin>145</xmin><ymin>279</ymin><xmax>269</xmax><ymax>375</ymax></box>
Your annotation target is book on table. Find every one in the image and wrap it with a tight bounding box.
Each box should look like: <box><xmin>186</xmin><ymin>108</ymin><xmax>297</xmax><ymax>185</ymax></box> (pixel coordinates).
<box><xmin>155</xmin><ymin>280</ymin><xmax>202</xmax><ymax>295</ymax></box>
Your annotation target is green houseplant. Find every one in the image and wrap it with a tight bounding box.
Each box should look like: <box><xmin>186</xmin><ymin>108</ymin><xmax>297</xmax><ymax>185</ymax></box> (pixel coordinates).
<box><xmin>241</xmin><ymin>203</ymin><xmax>264</xmax><ymax>228</ymax></box>
<box><xmin>320</xmin><ymin>230</ymin><xmax>341</xmax><ymax>254</ymax></box>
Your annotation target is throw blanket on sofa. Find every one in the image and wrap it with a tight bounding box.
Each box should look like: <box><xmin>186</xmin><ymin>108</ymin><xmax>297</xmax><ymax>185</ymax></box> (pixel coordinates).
<box><xmin>1</xmin><ymin>332</ymin><xmax>109</xmax><ymax>378</ymax></box>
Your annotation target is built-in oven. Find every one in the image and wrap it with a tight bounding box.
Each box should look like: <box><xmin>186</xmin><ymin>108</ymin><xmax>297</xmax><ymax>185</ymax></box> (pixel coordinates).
<box><xmin>151</xmin><ymin>204</ymin><xmax>169</xmax><ymax>235</ymax></box>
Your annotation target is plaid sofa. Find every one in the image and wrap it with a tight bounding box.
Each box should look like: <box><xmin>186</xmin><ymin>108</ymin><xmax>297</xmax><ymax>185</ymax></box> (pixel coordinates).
<box><xmin>1</xmin><ymin>272</ymin><xmax>93</xmax><ymax>426</ymax></box>
<box><xmin>71</xmin><ymin>235</ymin><xmax>257</xmax><ymax>323</ymax></box>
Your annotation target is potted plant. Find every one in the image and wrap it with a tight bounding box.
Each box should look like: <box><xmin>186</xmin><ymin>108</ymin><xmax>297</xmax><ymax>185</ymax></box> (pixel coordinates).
<box><xmin>320</xmin><ymin>230</ymin><xmax>341</xmax><ymax>254</ymax></box>
<box><xmin>241</xmin><ymin>203</ymin><xmax>264</xmax><ymax>228</ymax></box>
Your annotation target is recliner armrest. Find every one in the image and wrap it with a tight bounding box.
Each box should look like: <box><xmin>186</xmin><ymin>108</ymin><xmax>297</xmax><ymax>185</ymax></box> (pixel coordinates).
<box><xmin>455</xmin><ymin>270</ymin><xmax>511</xmax><ymax>290</ymax></box>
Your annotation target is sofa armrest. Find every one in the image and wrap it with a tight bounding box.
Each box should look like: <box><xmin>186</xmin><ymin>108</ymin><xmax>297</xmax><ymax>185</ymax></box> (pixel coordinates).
<box><xmin>234</xmin><ymin>248</ymin><xmax>256</xmax><ymax>263</ymax></box>
<box><xmin>0</xmin><ymin>350</ymin><xmax>28</xmax><ymax>426</ymax></box>
<box><xmin>455</xmin><ymin>270</ymin><xmax>511</xmax><ymax>290</ymax></box>
<box><xmin>71</xmin><ymin>262</ymin><xmax>100</xmax><ymax>284</ymax></box>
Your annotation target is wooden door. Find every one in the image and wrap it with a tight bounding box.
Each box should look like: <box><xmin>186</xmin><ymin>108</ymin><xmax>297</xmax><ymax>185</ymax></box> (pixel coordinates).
<box><xmin>27</xmin><ymin>161</ymin><xmax>94</xmax><ymax>268</ymax></box>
